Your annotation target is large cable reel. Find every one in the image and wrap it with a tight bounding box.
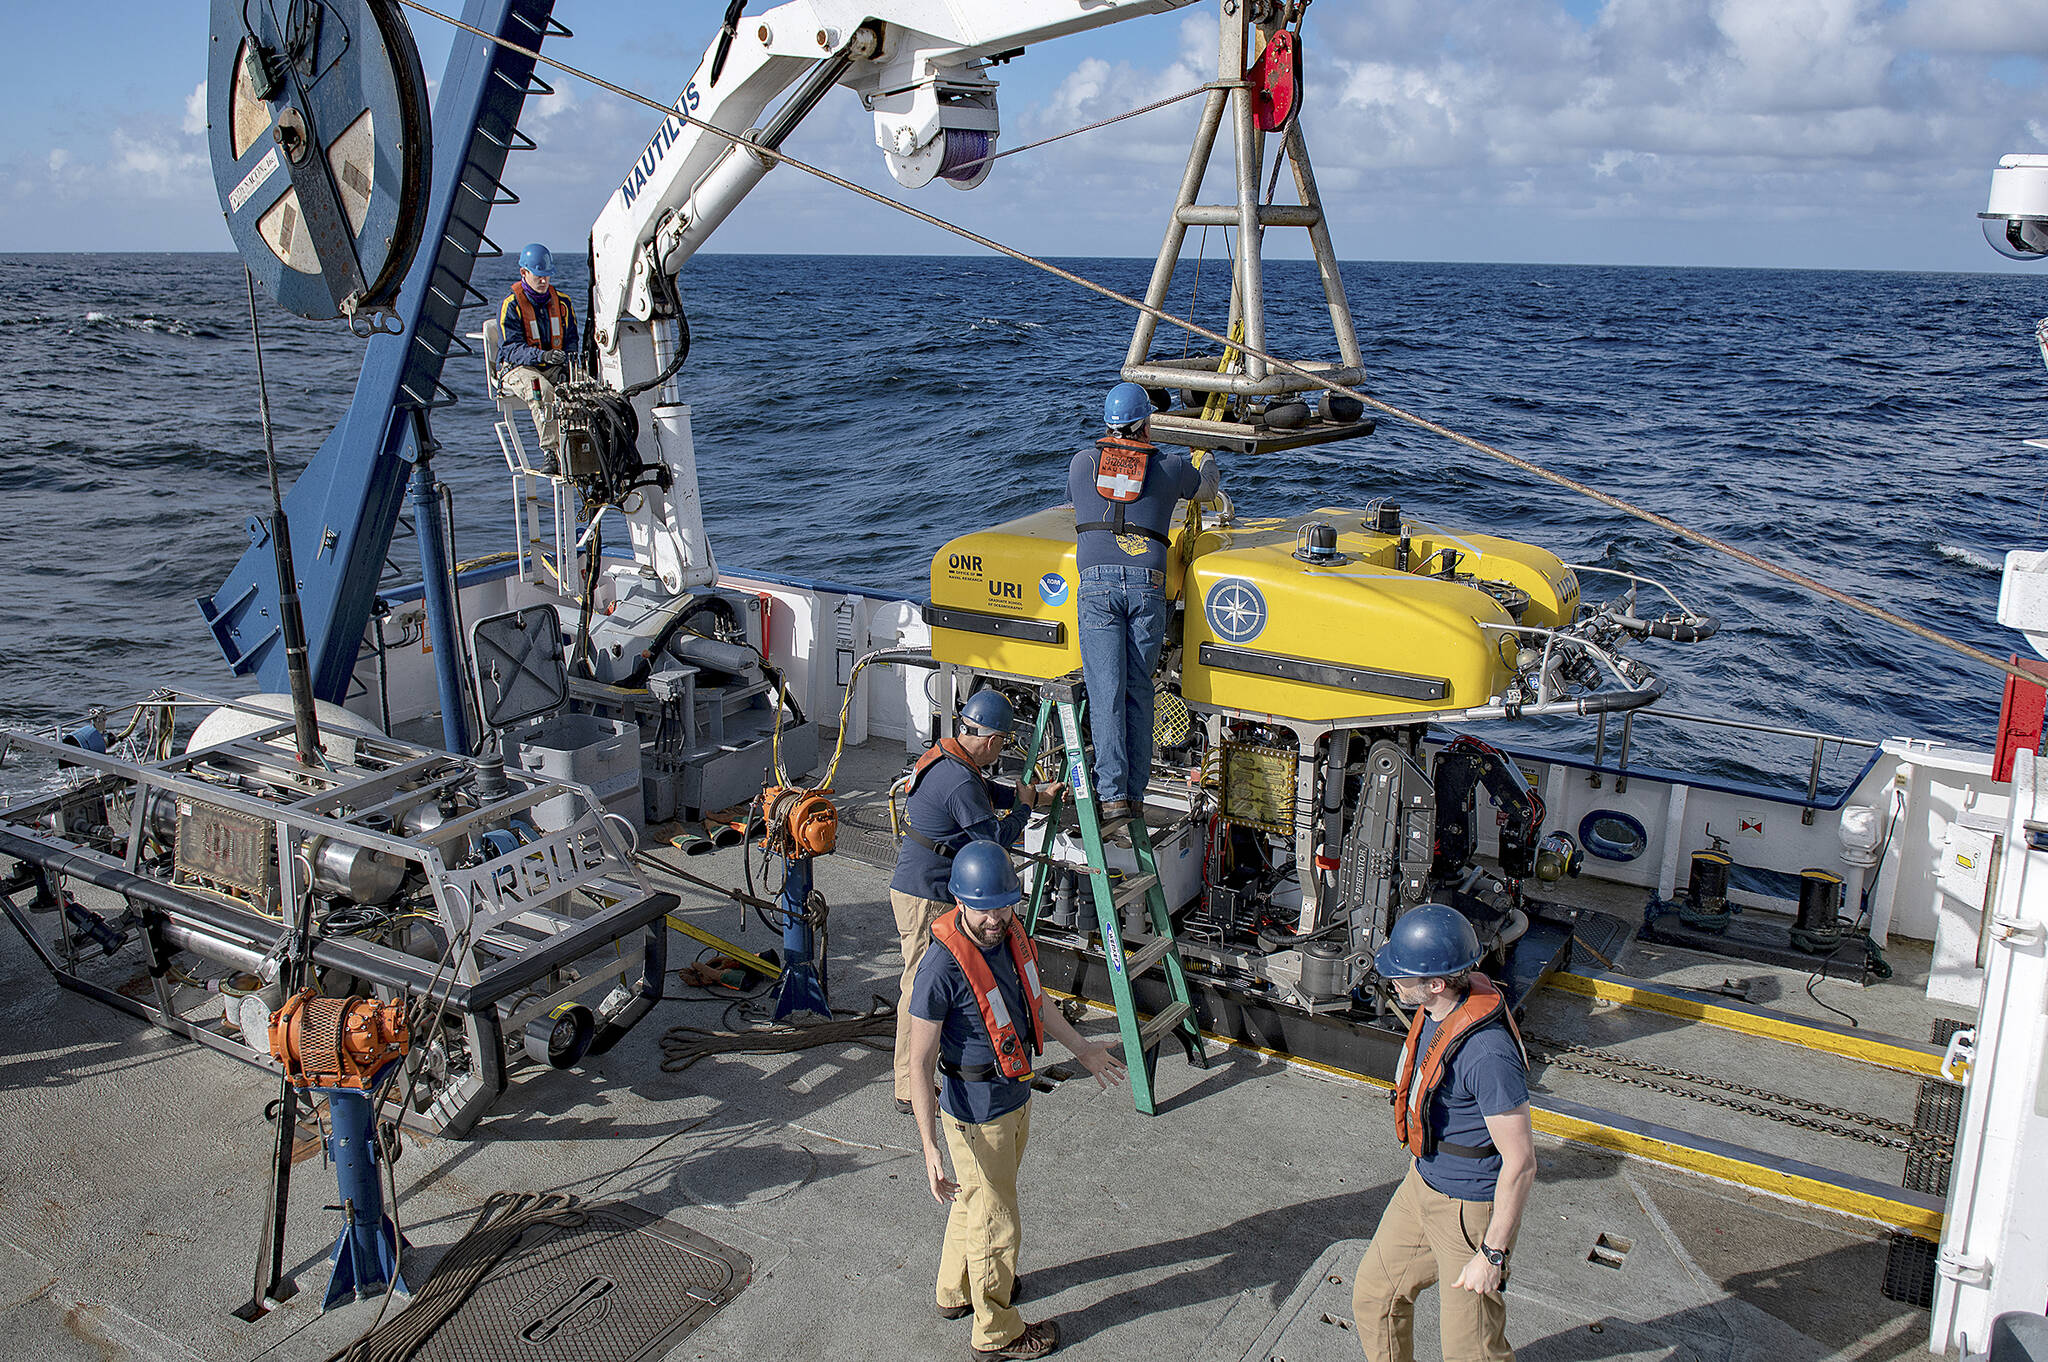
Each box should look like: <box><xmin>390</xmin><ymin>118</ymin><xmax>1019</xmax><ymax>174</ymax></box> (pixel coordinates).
<box><xmin>206</xmin><ymin>0</ymin><xmax>430</xmax><ymax>332</ymax></box>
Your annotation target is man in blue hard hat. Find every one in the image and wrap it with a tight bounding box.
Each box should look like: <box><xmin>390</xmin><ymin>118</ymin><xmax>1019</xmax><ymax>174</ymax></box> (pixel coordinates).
<box><xmin>906</xmin><ymin>840</ymin><xmax>1125</xmax><ymax>1360</ymax></box>
<box><xmin>1353</xmin><ymin>904</ymin><xmax>1534</xmax><ymax>1362</ymax></box>
<box><xmin>889</xmin><ymin>689</ymin><xmax>1066</xmax><ymax>1114</ymax></box>
<box><xmin>1068</xmin><ymin>382</ymin><xmax>1220</xmax><ymax>824</ymax></box>
<box><xmin>497</xmin><ymin>243</ymin><xmax>578</xmax><ymax>468</ymax></box>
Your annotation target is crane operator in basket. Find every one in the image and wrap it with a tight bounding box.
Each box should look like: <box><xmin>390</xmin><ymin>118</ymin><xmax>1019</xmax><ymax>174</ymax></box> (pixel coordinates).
<box><xmin>496</xmin><ymin>242</ymin><xmax>578</xmax><ymax>471</ymax></box>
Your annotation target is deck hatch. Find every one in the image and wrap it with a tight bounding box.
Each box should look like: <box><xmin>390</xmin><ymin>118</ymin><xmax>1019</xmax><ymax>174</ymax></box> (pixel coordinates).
<box><xmin>407</xmin><ymin>1202</ymin><xmax>749</xmax><ymax>1362</ymax></box>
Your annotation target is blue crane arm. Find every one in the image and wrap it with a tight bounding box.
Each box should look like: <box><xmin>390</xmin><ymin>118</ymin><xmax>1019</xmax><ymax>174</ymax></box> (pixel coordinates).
<box><xmin>199</xmin><ymin>0</ymin><xmax>560</xmax><ymax>702</ymax></box>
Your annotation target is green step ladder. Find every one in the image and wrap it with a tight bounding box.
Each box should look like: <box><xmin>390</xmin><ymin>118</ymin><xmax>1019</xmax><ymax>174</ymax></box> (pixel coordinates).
<box><xmin>1020</xmin><ymin>678</ymin><xmax>1207</xmax><ymax>1116</ymax></box>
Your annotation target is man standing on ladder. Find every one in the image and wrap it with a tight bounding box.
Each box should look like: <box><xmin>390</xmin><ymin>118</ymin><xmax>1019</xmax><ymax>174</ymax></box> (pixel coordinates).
<box><xmin>906</xmin><ymin>840</ymin><xmax>1125</xmax><ymax>1360</ymax></box>
<box><xmin>1353</xmin><ymin>905</ymin><xmax>1535</xmax><ymax>1362</ymax></box>
<box><xmin>1069</xmin><ymin>382</ymin><xmax>1220</xmax><ymax>823</ymax></box>
<box><xmin>890</xmin><ymin>690</ymin><xmax>1066</xmax><ymax>1114</ymax></box>
<box><xmin>496</xmin><ymin>243</ymin><xmax>578</xmax><ymax>469</ymax></box>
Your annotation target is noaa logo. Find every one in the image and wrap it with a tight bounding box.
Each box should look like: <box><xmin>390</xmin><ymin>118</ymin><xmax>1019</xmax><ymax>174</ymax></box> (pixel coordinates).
<box><xmin>1038</xmin><ymin>573</ymin><xmax>1069</xmax><ymax>606</ymax></box>
<box><xmin>1204</xmin><ymin>578</ymin><xmax>1267</xmax><ymax>644</ymax></box>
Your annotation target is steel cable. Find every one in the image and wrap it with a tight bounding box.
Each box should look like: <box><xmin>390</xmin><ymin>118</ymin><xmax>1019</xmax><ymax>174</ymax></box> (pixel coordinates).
<box><xmin>393</xmin><ymin>0</ymin><xmax>2040</xmax><ymax>688</ymax></box>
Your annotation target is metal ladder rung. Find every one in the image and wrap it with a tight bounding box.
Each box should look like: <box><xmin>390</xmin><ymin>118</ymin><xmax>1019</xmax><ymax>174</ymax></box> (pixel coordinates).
<box><xmin>1136</xmin><ymin>1001</ymin><xmax>1192</xmax><ymax>1052</ymax></box>
<box><xmin>1112</xmin><ymin>873</ymin><xmax>1158</xmax><ymax>912</ymax></box>
<box><xmin>1124</xmin><ymin>933</ymin><xmax>1177</xmax><ymax>978</ymax></box>
<box><xmin>1175</xmin><ymin>203</ymin><xmax>1321</xmax><ymax>228</ymax></box>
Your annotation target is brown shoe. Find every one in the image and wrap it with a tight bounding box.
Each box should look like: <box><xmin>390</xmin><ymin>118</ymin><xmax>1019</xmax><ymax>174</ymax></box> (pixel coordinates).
<box><xmin>972</xmin><ymin>1320</ymin><xmax>1060</xmax><ymax>1359</ymax></box>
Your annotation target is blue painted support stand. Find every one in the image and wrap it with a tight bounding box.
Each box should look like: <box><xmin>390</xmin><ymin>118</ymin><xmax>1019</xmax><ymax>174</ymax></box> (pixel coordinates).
<box><xmin>200</xmin><ymin>0</ymin><xmax>560</xmax><ymax>703</ymax></box>
<box><xmin>315</xmin><ymin>1060</ymin><xmax>410</xmax><ymax>1310</ymax></box>
<box><xmin>772</xmin><ymin>856</ymin><xmax>831</xmax><ymax>1020</ymax></box>
<box><xmin>407</xmin><ymin>424</ymin><xmax>470</xmax><ymax>755</ymax></box>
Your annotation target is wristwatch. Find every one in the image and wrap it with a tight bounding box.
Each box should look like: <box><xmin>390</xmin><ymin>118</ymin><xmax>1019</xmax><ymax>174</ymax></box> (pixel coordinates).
<box><xmin>1479</xmin><ymin>1244</ymin><xmax>1510</xmax><ymax>1269</ymax></box>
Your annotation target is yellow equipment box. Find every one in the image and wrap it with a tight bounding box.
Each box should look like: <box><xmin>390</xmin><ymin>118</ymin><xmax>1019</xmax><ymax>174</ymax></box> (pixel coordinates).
<box><xmin>929</xmin><ymin>504</ymin><xmax>1579</xmax><ymax>725</ymax></box>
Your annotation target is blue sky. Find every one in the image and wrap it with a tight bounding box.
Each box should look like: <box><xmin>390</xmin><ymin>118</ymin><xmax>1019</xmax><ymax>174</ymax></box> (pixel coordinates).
<box><xmin>5</xmin><ymin>0</ymin><xmax>2048</xmax><ymax>271</ymax></box>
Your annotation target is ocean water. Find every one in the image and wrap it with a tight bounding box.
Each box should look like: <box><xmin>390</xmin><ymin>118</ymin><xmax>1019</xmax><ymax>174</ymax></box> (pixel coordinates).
<box><xmin>1</xmin><ymin>251</ymin><xmax>2042</xmax><ymax>794</ymax></box>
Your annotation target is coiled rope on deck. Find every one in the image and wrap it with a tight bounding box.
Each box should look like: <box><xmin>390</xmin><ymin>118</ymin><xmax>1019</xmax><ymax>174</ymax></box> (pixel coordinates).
<box><xmin>659</xmin><ymin>996</ymin><xmax>899</xmax><ymax>1072</ymax></box>
<box><xmin>395</xmin><ymin>0</ymin><xmax>2040</xmax><ymax>689</ymax></box>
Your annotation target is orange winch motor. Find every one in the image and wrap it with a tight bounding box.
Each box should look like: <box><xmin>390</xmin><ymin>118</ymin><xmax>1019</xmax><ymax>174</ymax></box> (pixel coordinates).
<box><xmin>268</xmin><ymin>990</ymin><xmax>410</xmax><ymax>1088</ymax></box>
<box><xmin>758</xmin><ymin>785</ymin><xmax>838</xmax><ymax>858</ymax></box>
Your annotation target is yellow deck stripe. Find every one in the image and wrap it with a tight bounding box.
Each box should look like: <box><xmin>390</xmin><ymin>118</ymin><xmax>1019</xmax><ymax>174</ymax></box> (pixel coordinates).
<box><xmin>1531</xmin><ymin>1103</ymin><xmax>1944</xmax><ymax>1236</ymax></box>
<box><xmin>1048</xmin><ymin>985</ymin><xmax>1942</xmax><ymax>1234</ymax></box>
<box><xmin>1548</xmin><ymin>971</ymin><xmax>1945</xmax><ymax>1077</ymax></box>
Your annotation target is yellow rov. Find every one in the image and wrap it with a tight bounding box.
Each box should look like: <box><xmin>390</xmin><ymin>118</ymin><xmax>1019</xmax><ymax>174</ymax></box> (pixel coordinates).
<box><xmin>927</xmin><ymin>501</ymin><xmax>1597</xmax><ymax>726</ymax></box>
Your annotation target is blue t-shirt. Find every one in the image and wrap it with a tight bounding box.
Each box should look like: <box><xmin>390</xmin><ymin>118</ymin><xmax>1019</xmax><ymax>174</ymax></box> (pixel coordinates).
<box><xmin>1068</xmin><ymin>444</ymin><xmax>1201</xmax><ymax>573</ymax></box>
<box><xmin>889</xmin><ymin>752</ymin><xmax>1026</xmax><ymax>900</ymax></box>
<box><xmin>910</xmin><ymin>934</ymin><xmax>1035</xmax><ymax>1124</ymax></box>
<box><xmin>1411</xmin><ymin>1015</ymin><xmax>1529</xmax><ymax>1201</ymax></box>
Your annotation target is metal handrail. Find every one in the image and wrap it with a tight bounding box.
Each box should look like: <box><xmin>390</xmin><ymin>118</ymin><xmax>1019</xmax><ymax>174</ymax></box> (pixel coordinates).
<box><xmin>1637</xmin><ymin>706</ymin><xmax>1880</xmax><ymax>750</ymax></box>
<box><xmin>1567</xmin><ymin>704</ymin><xmax>1880</xmax><ymax>824</ymax></box>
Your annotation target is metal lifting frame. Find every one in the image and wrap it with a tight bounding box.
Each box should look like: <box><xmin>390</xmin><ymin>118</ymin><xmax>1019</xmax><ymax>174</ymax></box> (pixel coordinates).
<box><xmin>1121</xmin><ymin>3</ymin><xmax>1365</xmax><ymax>399</ymax></box>
<box><xmin>201</xmin><ymin>0</ymin><xmax>563</xmax><ymax>728</ymax></box>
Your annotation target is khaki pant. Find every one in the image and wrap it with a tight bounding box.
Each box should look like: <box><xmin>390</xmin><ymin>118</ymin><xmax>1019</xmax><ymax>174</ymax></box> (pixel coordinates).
<box><xmin>938</xmin><ymin>1101</ymin><xmax>1030</xmax><ymax>1351</ymax></box>
<box><xmin>1352</xmin><ymin>1162</ymin><xmax>1514</xmax><ymax>1362</ymax></box>
<box><xmin>891</xmin><ymin>889</ymin><xmax>949</xmax><ymax>1102</ymax></box>
<box><xmin>501</xmin><ymin>363</ymin><xmax>565</xmax><ymax>461</ymax></box>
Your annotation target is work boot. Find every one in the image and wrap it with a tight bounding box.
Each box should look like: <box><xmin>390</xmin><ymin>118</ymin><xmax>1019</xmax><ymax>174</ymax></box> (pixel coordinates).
<box><xmin>972</xmin><ymin>1319</ymin><xmax>1059</xmax><ymax>1359</ymax></box>
<box><xmin>1098</xmin><ymin>800</ymin><xmax>1135</xmax><ymax>826</ymax></box>
<box><xmin>939</xmin><ymin>1276</ymin><xmax>1023</xmax><ymax>1320</ymax></box>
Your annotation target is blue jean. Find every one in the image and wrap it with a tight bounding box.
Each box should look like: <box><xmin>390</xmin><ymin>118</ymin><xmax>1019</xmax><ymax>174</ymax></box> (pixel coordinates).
<box><xmin>1078</xmin><ymin>563</ymin><xmax>1171</xmax><ymax>804</ymax></box>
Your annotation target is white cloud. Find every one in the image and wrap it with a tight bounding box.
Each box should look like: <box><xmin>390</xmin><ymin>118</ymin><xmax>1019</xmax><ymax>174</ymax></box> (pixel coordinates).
<box><xmin>48</xmin><ymin>148</ymin><xmax>71</xmax><ymax>172</ymax></box>
<box><xmin>1891</xmin><ymin>0</ymin><xmax>2048</xmax><ymax>55</ymax></box>
<box><xmin>182</xmin><ymin>81</ymin><xmax>207</xmax><ymax>137</ymax></box>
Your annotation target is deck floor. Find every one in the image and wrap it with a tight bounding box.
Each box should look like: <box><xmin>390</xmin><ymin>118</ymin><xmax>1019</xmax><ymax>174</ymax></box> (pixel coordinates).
<box><xmin>0</xmin><ymin>736</ymin><xmax>1959</xmax><ymax>1362</ymax></box>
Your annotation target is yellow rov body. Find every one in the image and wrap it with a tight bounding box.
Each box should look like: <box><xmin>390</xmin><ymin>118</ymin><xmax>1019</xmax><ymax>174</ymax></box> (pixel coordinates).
<box><xmin>927</xmin><ymin>505</ymin><xmax>1581</xmax><ymax>723</ymax></box>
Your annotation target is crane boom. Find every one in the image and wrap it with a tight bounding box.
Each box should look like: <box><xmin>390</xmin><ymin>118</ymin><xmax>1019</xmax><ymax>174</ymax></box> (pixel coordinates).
<box><xmin>588</xmin><ymin>0</ymin><xmax>1197</xmax><ymax>379</ymax></box>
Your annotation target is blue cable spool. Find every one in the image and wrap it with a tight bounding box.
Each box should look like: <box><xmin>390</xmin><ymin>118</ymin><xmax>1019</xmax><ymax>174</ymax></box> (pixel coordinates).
<box><xmin>207</xmin><ymin>0</ymin><xmax>430</xmax><ymax>326</ymax></box>
<box><xmin>1578</xmin><ymin>809</ymin><xmax>1649</xmax><ymax>862</ymax></box>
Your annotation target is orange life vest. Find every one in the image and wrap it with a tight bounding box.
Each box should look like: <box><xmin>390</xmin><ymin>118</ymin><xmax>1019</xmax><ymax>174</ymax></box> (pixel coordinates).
<box><xmin>1390</xmin><ymin>973</ymin><xmax>1528</xmax><ymax>1159</ymax></box>
<box><xmin>1094</xmin><ymin>435</ymin><xmax>1153</xmax><ymax>503</ymax></box>
<box><xmin>510</xmin><ymin>284</ymin><xmax>572</xmax><ymax>350</ymax></box>
<box><xmin>929</xmin><ymin>907</ymin><xmax>1046</xmax><ymax>1081</ymax></box>
<box><xmin>901</xmin><ymin>738</ymin><xmax>994</xmax><ymax>859</ymax></box>
<box><xmin>1078</xmin><ymin>435</ymin><xmax>1169</xmax><ymax>545</ymax></box>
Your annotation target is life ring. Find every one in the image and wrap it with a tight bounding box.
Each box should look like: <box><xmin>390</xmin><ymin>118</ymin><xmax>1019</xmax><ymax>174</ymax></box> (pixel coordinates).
<box><xmin>1579</xmin><ymin>809</ymin><xmax>1649</xmax><ymax>862</ymax></box>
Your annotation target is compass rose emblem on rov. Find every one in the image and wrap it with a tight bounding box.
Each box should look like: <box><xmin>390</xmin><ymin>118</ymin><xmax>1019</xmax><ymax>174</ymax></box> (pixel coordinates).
<box><xmin>1204</xmin><ymin>578</ymin><xmax>1267</xmax><ymax>644</ymax></box>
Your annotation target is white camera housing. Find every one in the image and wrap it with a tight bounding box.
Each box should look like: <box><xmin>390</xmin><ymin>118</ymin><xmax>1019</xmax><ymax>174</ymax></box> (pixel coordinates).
<box><xmin>1982</xmin><ymin>154</ymin><xmax>2048</xmax><ymax>259</ymax></box>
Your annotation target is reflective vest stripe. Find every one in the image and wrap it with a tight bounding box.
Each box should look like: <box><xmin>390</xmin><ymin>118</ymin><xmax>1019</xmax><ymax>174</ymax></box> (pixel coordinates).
<box><xmin>1390</xmin><ymin>973</ymin><xmax>1527</xmax><ymax>1159</ymax></box>
<box><xmin>510</xmin><ymin>286</ymin><xmax>571</xmax><ymax>350</ymax></box>
<box><xmin>928</xmin><ymin>908</ymin><xmax>1046</xmax><ymax>1082</ymax></box>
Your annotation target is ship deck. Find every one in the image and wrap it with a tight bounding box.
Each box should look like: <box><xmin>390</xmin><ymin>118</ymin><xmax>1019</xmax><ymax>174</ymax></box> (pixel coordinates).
<box><xmin>0</xmin><ymin>735</ymin><xmax>1961</xmax><ymax>1362</ymax></box>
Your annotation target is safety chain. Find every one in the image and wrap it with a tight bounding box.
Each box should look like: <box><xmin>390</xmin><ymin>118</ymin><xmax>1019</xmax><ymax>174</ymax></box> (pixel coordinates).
<box><xmin>1526</xmin><ymin>1033</ymin><xmax>1951</xmax><ymax>1154</ymax></box>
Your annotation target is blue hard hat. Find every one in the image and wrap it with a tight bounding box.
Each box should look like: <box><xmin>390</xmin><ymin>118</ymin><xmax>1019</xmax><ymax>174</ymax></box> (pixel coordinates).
<box><xmin>958</xmin><ymin>689</ymin><xmax>1015</xmax><ymax>736</ymax></box>
<box><xmin>950</xmin><ymin>839</ymin><xmax>1024</xmax><ymax>912</ymax></box>
<box><xmin>1373</xmin><ymin>904</ymin><xmax>1484</xmax><ymax>979</ymax></box>
<box><xmin>1104</xmin><ymin>381</ymin><xmax>1152</xmax><ymax>428</ymax></box>
<box><xmin>520</xmin><ymin>243</ymin><xmax>555</xmax><ymax>275</ymax></box>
